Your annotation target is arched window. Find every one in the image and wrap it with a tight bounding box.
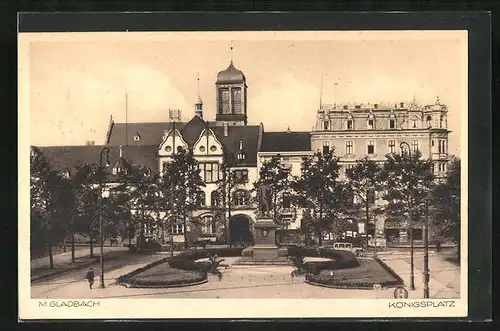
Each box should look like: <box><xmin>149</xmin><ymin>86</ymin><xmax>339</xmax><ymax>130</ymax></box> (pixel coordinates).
<box><xmin>169</xmin><ymin>216</ymin><xmax>184</xmax><ymax>235</ymax></box>
<box><xmin>211</xmin><ymin>190</ymin><xmax>220</xmax><ymax>207</ymax></box>
<box><xmin>233</xmin><ymin>189</ymin><xmax>249</xmax><ymax>207</ymax></box>
<box><xmin>201</xmin><ymin>215</ymin><xmax>216</xmax><ymax>234</ymax></box>
<box><xmin>323</xmin><ymin>120</ymin><xmax>329</xmax><ymax>130</ymax></box>
<box><xmin>426</xmin><ymin>115</ymin><xmax>432</xmax><ymax>128</ymax></box>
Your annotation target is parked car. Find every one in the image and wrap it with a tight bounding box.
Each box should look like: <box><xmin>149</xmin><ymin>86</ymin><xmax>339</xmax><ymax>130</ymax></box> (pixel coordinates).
<box><xmin>332</xmin><ymin>242</ymin><xmax>365</xmax><ymax>257</ymax></box>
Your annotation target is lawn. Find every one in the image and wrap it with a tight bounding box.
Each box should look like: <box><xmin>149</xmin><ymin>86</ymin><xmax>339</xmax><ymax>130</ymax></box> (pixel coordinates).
<box><xmin>306</xmin><ymin>258</ymin><xmax>403</xmax><ymax>289</ymax></box>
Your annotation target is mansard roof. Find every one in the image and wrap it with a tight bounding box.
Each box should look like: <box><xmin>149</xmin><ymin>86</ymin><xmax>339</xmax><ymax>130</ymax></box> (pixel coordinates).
<box><xmin>260</xmin><ymin>131</ymin><xmax>312</xmax><ymax>153</ymax></box>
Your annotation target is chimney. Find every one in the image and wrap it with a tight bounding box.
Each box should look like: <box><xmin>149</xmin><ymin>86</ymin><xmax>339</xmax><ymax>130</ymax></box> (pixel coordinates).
<box><xmin>223</xmin><ymin>122</ymin><xmax>228</xmax><ymax>137</ymax></box>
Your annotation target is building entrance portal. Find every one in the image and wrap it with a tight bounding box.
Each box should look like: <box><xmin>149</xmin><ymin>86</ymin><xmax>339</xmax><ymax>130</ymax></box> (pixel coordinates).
<box><xmin>229</xmin><ymin>214</ymin><xmax>253</xmax><ymax>246</ymax></box>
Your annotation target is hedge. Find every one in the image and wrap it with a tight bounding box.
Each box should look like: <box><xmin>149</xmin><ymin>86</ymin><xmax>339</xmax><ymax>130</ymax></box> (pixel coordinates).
<box><xmin>168</xmin><ymin>247</ymin><xmax>244</xmax><ymax>271</ymax></box>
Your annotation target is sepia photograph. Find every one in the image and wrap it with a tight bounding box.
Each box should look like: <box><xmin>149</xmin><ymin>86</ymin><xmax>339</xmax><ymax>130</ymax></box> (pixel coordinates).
<box><xmin>19</xmin><ymin>29</ymin><xmax>468</xmax><ymax>319</ymax></box>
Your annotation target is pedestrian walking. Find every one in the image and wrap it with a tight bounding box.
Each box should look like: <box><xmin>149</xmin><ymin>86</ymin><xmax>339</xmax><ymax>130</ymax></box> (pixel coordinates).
<box><xmin>86</xmin><ymin>268</ymin><xmax>95</xmax><ymax>289</ymax></box>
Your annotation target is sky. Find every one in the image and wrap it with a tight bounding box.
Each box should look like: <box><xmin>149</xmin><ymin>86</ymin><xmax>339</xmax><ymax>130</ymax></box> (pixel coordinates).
<box><xmin>24</xmin><ymin>31</ymin><xmax>466</xmax><ymax>155</ymax></box>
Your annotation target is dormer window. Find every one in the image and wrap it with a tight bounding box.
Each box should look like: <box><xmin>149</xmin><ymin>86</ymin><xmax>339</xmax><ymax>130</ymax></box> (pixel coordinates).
<box><xmin>347</xmin><ymin>119</ymin><xmax>353</xmax><ymax>130</ymax></box>
<box><xmin>133</xmin><ymin>133</ymin><xmax>141</xmax><ymax>141</ymax></box>
<box><xmin>389</xmin><ymin>115</ymin><xmax>396</xmax><ymax>129</ymax></box>
<box><xmin>237</xmin><ymin>140</ymin><xmax>246</xmax><ymax>160</ymax></box>
<box><xmin>323</xmin><ymin>120</ymin><xmax>329</xmax><ymax>130</ymax></box>
<box><xmin>426</xmin><ymin>115</ymin><xmax>432</xmax><ymax>128</ymax></box>
<box><xmin>343</xmin><ymin>105</ymin><xmax>348</xmax><ymax>110</ymax></box>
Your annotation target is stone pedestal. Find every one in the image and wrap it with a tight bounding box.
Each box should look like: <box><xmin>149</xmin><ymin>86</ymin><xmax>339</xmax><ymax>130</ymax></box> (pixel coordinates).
<box><xmin>235</xmin><ymin>218</ymin><xmax>292</xmax><ymax>265</ymax></box>
<box><xmin>252</xmin><ymin>219</ymin><xmax>279</xmax><ymax>260</ymax></box>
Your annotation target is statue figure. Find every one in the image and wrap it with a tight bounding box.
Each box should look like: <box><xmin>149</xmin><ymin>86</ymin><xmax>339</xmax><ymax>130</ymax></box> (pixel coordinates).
<box><xmin>258</xmin><ymin>184</ymin><xmax>271</xmax><ymax>217</ymax></box>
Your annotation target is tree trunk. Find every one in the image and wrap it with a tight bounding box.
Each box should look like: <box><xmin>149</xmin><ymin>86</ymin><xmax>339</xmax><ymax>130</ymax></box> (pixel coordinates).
<box><xmin>48</xmin><ymin>242</ymin><xmax>54</xmax><ymax>269</ymax></box>
<box><xmin>183</xmin><ymin>214</ymin><xmax>188</xmax><ymax>250</ymax></box>
<box><xmin>365</xmin><ymin>200</ymin><xmax>370</xmax><ymax>249</ymax></box>
<box><xmin>318</xmin><ymin>208</ymin><xmax>323</xmax><ymax>247</ymax></box>
<box><xmin>89</xmin><ymin>232</ymin><xmax>94</xmax><ymax>258</ymax></box>
<box><xmin>71</xmin><ymin>232</ymin><xmax>75</xmax><ymax>263</ymax></box>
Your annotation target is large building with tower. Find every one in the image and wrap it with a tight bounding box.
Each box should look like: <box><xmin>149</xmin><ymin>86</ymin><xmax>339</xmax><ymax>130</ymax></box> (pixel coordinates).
<box><xmin>33</xmin><ymin>58</ymin><xmax>450</xmax><ymax>247</ymax></box>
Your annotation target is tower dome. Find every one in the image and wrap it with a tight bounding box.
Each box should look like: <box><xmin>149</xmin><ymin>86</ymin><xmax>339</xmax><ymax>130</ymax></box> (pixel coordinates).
<box><xmin>216</xmin><ymin>61</ymin><xmax>246</xmax><ymax>84</ymax></box>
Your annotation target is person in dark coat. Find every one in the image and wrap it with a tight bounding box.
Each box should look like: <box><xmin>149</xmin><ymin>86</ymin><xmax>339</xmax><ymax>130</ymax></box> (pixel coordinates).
<box><xmin>86</xmin><ymin>268</ymin><xmax>95</xmax><ymax>289</ymax></box>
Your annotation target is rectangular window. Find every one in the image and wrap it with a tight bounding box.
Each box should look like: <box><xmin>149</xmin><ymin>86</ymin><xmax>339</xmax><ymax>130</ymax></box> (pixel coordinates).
<box><xmin>234</xmin><ymin>170</ymin><xmax>249</xmax><ymax>184</ymax></box>
<box><xmin>200</xmin><ymin>163</ymin><xmax>219</xmax><ymax>183</ymax></box>
<box><xmin>282</xmin><ymin>195</ymin><xmax>292</xmax><ymax>209</ymax></box>
<box><xmin>347</xmin><ymin>120</ymin><xmax>353</xmax><ymax>130</ymax></box>
<box><xmin>389</xmin><ymin>119</ymin><xmax>396</xmax><ymax>129</ymax></box>
<box><xmin>388</xmin><ymin>140</ymin><xmax>395</xmax><ymax>153</ymax></box>
<box><xmin>346</xmin><ymin>141</ymin><xmax>353</xmax><ymax>154</ymax></box>
<box><xmin>367</xmin><ymin>119</ymin><xmax>374</xmax><ymax>129</ymax></box>
<box><xmin>367</xmin><ymin>141</ymin><xmax>374</xmax><ymax>154</ymax></box>
<box><xmin>231</xmin><ymin>88</ymin><xmax>242</xmax><ymax>114</ymax></box>
<box><xmin>411</xmin><ymin>140</ymin><xmax>419</xmax><ymax>152</ymax></box>
<box><xmin>170</xmin><ymin>224</ymin><xmax>184</xmax><ymax>235</ymax></box>
<box><xmin>282</xmin><ymin>156</ymin><xmax>292</xmax><ymax>170</ymax></box>
<box><xmin>323</xmin><ymin>141</ymin><xmax>330</xmax><ymax>154</ymax></box>
<box><xmin>438</xmin><ymin>140</ymin><xmax>447</xmax><ymax>154</ymax></box>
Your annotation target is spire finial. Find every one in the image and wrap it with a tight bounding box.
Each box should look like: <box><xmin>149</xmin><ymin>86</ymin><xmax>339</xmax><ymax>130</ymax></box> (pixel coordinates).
<box><xmin>230</xmin><ymin>41</ymin><xmax>234</xmax><ymax>63</ymax></box>
<box><xmin>319</xmin><ymin>72</ymin><xmax>324</xmax><ymax>109</ymax></box>
<box><xmin>197</xmin><ymin>72</ymin><xmax>200</xmax><ymax>98</ymax></box>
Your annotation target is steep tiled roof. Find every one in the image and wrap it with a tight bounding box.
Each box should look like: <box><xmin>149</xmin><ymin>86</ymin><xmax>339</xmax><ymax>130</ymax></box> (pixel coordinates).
<box><xmin>108</xmin><ymin>122</ymin><xmax>183</xmax><ymax>146</ymax></box>
<box><xmin>36</xmin><ymin>145</ymin><xmax>159</xmax><ymax>178</ymax></box>
<box><xmin>260</xmin><ymin>132</ymin><xmax>312</xmax><ymax>153</ymax></box>
<box><xmin>107</xmin><ymin>116</ymin><xmax>261</xmax><ymax>166</ymax></box>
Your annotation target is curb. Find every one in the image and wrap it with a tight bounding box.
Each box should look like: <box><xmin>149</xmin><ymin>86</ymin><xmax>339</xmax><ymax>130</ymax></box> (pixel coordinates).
<box><xmin>31</xmin><ymin>259</ymin><xmax>99</xmax><ymax>283</ymax></box>
<box><xmin>305</xmin><ymin>279</ymin><xmax>400</xmax><ymax>290</ymax></box>
<box><xmin>120</xmin><ymin>278</ymin><xmax>208</xmax><ymax>289</ymax></box>
<box><xmin>115</xmin><ymin>256</ymin><xmax>172</xmax><ymax>286</ymax></box>
<box><xmin>374</xmin><ymin>256</ymin><xmax>406</xmax><ymax>285</ymax></box>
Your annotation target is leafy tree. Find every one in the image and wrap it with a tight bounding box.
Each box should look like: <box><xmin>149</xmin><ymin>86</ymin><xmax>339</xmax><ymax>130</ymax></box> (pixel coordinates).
<box><xmin>294</xmin><ymin>149</ymin><xmax>344</xmax><ymax>246</ymax></box>
<box><xmin>430</xmin><ymin>156</ymin><xmax>461</xmax><ymax>260</ymax></box>
<box><xmin>72</xmin><ymin>162</ymin><xmax>125</xmax><ymax>256</ymax></box>
<box><xmin>380</xmin><ymin>150</ymin><xmax>434</xmax><ymax>242</ymax></box>
<box><xmin>253</xmin><ymin>155</ymin><xmax>294</xmax><ymax>229</ymax></box>
<box><xmin>117</xmin><ymin>163</ymin><xmax>163</xmax><ymax>250</ymax></box>
<box><xmin>346</xmin><ymin>157</ymin><xmax>385</xmax><ymax>248</ymax></box>
<box><xmin>30</xmin><ymin>149</ymin><xmax>72</xmax><ymax>267</ymax></box>
<box><xmin>210</xmin><ymin>161</ymin><xmax>236</xmax><ymax>244</ymax></box>
<box><xmin>162</xmin><ymin>147</ymin><xmax>206</xmax><ymax>249</ymax></box>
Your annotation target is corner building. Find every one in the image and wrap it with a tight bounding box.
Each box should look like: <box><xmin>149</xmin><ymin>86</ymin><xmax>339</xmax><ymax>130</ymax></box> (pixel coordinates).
<box><xmin>311</xmin><ymin>98</ymin><xmax>450</xmax><ymax>244</ymax></box>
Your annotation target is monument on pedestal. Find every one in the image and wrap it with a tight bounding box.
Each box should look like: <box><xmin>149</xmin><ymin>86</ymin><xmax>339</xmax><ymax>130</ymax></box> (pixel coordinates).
<box><xmin>239</xmin><ymin>184</ymin><xmax>287</xmax><ymax>264</ymax></box>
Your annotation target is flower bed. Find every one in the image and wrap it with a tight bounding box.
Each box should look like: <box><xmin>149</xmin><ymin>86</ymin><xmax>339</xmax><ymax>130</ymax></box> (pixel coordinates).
<box><xmin>288</xmin><ymin>246</ymin><xmax>360</xmax><ymax>272</ymax></box>
<box><xmin>305</xmin><ymin>258</ymin><xmax>403</xmax><ymax>289</ymax></box>
<box><xmin>168</xmin><ymin>247</ymin><xmax>244</xmax><ymax>271</ymax></box>
<box><xmin>124</xmin><ymin>262</ymin><xmax>207</xmax><ymax>288</ymax></box>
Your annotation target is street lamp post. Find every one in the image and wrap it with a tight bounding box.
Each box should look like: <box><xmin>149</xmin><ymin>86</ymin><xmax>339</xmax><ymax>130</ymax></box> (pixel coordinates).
<box><xmin>99</xmin><ymin>147</ymin><xmax>111</xmax><ymax>289</ymax></box>
<box><xmin>400</xmin><ymin>142</ymin><xmax>415</xmax><ymax>291</ymax></box>
<box><xmin>423</xmin><ymin>199</ymin><xmax>430</xmax><ymax>298</ymax></box>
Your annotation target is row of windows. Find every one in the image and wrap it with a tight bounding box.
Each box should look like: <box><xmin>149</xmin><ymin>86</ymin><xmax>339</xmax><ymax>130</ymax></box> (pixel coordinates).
<box><xmin>168</xmin><ymin>215</ymin><xmax>216</xmax><ymax>235</ymax></box>
<box><xmin>322</xmin><ymin>139</ymin><xmax>421</xmax><ymax>155</ymax></box>
<box><xmin>196</xmin><ymin>164</ymin><xmax>249</xmax><ymax>184</ymax></box>
<box><xmin>322</xmin><ymin>114</ymin><xmax>446</xmax><ymax>131</ymax></box>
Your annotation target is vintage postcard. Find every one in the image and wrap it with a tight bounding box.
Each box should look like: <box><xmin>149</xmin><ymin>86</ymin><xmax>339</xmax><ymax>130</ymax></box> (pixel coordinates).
<box><xmin>19</xmin><ymin>30</ymin><xmax>468</xmax><ymax>319</ymax></box>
